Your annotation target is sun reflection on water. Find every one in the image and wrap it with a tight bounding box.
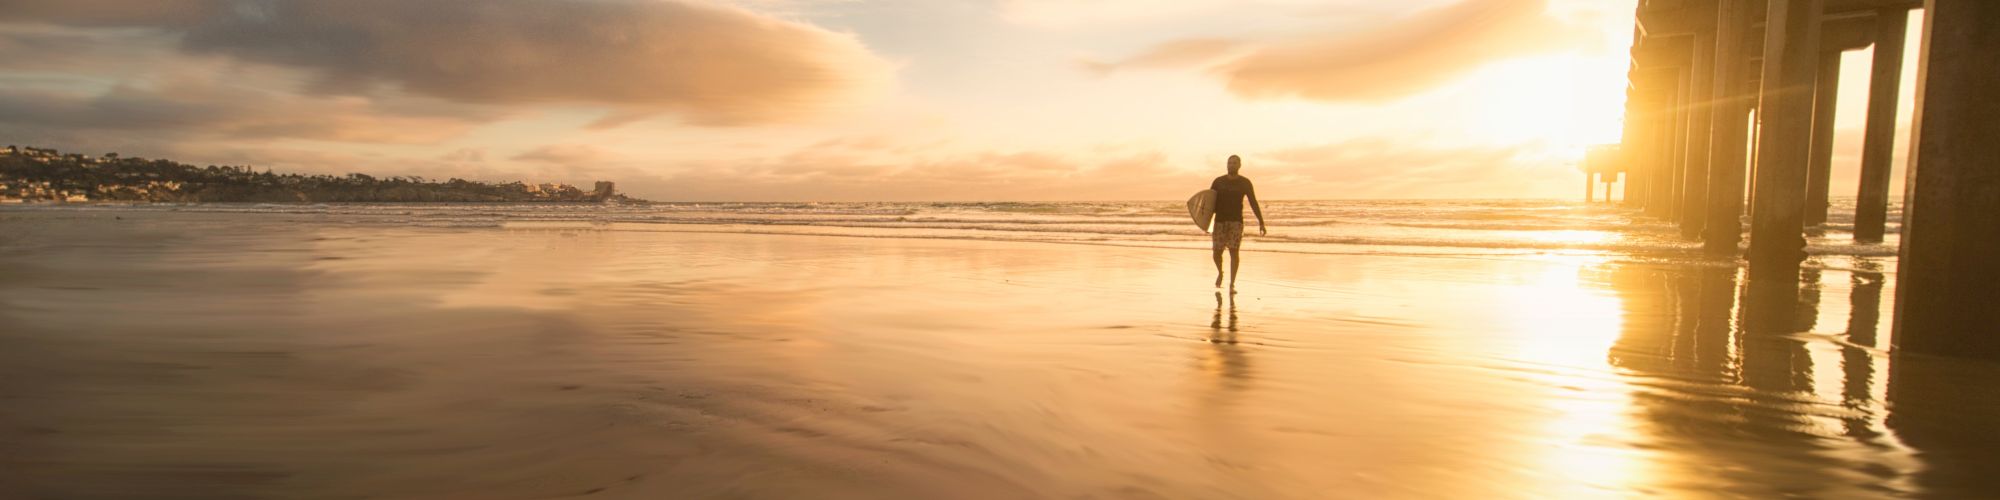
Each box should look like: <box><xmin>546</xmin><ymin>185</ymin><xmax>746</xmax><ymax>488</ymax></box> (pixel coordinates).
<box><xmin>1491</xmin><ymin>260</ymin><xmax>1657</xmax><ymax>495</ymax></box>
<box><xmin>1523</xmin><ymin>229</ymin><xmax>1620</xmax><ymax>247</ymax></box>
<box><xmin>1501</xmin><ymin>260</ymin><xmax>1625</xmax><ymax>369</ymax></box>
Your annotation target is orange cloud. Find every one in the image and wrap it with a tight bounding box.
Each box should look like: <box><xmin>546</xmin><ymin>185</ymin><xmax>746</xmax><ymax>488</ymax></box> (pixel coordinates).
<box><xmin>1080</xmin><ymin>38</ymin><xmax>1246</xmax><ymax>75</ymax></box>
<box><xmin>3</xmin><ymin>0</ymin><xmax>893</xmax><ymax>127</ymax></box>
<box><xmin>1095</xmin><ymin>0</ymin><xmax>1594</xmax><ymax>102</ymax></box>
<box><xmin>512</xmin><ymin>145</ymin><xmax>617</xmax><ymax>165</ymax></box>
<box><xmin>625</xmin><ymin>134</ymin><xmax>1574</xmax><ymax>201</ymax></box>
<box><xmin>1257</xmin><ymin>138</ymin><xmax>1570</xmax><ymax>198</ymax></box>
<box><xmin>648</xmin><ymin>139</ymin><xmax>1196</xmax><ymax>201</ymax></box>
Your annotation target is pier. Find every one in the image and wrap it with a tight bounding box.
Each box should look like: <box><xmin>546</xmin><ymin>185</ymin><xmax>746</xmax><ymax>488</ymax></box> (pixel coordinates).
<box><xmin>1602</xmin><ymin>0</ymin><xmax>1998</xmax><ymax>359</ymax></box>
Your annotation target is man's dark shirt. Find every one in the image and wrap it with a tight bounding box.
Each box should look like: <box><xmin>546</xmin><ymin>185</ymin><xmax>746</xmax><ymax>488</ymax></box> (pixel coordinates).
<box><xmin>1210</xmin><ymin>175</ymin><xmax>1254</xmax><ymax>223</ymax></box>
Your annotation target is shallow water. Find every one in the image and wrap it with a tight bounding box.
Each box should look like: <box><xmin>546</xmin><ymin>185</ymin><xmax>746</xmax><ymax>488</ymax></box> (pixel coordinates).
<box><xmin>1</xmin><ymin>208</ymin><xmax>1994</xmax><ymax>499</ymax></box>
<box><xmin>9</xmin><ymin>197</ymin><xmax>1901</xmax><ymax>260</ymax></box>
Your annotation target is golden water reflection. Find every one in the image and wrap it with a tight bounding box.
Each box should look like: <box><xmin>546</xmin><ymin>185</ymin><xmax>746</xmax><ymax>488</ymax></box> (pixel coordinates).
<box><xmin>1588</xmin><ymin>260</ymin><xmax>2000</xmax><ymax>497</ymax></box>
<box><xmin>1369</xmin><ymin>254</ymin><xmax>2000</xmax><ymax>497</ymax></box>
<box><xmin>8</xmin><ymin>216</ymin><xmax>2000</xmax><ymax>498</ymax></box>
<box><xmin>1180</xmin><ymin>253</ymin><xmax>2000</xmax><ymax>497</ymax></box>
<box><xmin>1198</xmin><ymin>290</ymin><xmax>1252</xmax><ymax>405</ymax></box>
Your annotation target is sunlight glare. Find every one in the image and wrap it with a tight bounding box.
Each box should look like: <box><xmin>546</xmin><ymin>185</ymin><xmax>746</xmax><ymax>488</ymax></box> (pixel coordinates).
<box><xmin>1463</xmin><ymin>56</ymin><xmax>1632</xmax><ymax>153</ymax></box>
<box><xmin>1525</xmin><ymin>229</ymin><xmax>1618</xmax><ymax>246</ymax></box>
<box><xmin>1502</xmin><ymin>262</ymin><xmax>1624</xmax><ymax>368</ymax></box>
<box><xmin>1501</xmin><ymin>262</ymin><xmax>1656</xmax><ymax>495</ymax></box>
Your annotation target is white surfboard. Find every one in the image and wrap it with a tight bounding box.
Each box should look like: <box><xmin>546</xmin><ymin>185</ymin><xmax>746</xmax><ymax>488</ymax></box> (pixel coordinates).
<box><xmin>1186</xmin><ymin>189</ymin><xmax>1217</xmax><ymax>231</ymax></box>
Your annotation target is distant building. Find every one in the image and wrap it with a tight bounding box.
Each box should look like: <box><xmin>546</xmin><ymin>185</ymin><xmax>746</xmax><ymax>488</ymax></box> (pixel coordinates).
<box><xmin>593</xmin><ymin>181</ymin><xmax>615</xmax><ymax>200</ymax></box>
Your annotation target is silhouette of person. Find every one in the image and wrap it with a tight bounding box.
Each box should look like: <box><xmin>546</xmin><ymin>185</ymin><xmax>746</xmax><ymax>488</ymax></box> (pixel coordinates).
<box><xmin>1208</xmin><ymin>155</ymin><xmax>1266</xmax><ymax>289</ymax></box>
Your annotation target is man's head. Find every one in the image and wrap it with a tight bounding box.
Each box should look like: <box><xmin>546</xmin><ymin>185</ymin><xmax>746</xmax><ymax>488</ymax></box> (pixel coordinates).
<box><xmin>1226</xmin><ymin>155</ymin><xmax>1242</xmax><ymax>175</ymax></box>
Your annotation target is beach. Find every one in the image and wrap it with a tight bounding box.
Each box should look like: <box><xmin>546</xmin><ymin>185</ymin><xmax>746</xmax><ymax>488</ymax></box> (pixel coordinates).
<box><xmin>3</xmin><ymin>207</ymin><xmax>1997</xmax><ymax>499</ymax></box>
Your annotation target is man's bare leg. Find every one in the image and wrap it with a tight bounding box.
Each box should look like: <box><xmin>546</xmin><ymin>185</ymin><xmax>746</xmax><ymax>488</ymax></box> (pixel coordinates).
<box><xmin>1212</xmin><ymin>247</ymin><xmax>1226</xmax><ymax>287</ymax></box>
<box><xmin>1227</xmin><ymin>246</ymin><xmax>1241</xmax><ymax>290</ymax></box>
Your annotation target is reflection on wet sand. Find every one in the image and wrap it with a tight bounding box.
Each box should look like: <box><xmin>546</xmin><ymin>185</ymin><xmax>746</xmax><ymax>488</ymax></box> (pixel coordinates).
<box><xmin>1209</xmin><ymin>291</ymin><xmax>1239</xmax><ymax>341</ymax></box>
<box><xmin>1607</xmin><ymin>261</ymin><xmax>2000</xmax><ymax>496</ymax></box>
<box><xmin>5</xmin><ymin>212</ymin><xmax>2000</xmax><ymax>498</ymax></box>
<box><xmin>1842</xmin><ymin>264</ymin><xmax>1885</xmax><ymax>441</ymax></box>
<box><xmin>1198</xmin><ymin>290</ymin><xmax>1251</xmax><ymax>391</ymax></box>
<box><xmin>1201</xmin><ymin>291</ymin><xmax>1250</xmax><ymax>388</ymax></box>
<box><xmin>1194</xmin><ymin>291</ymin><xmax>1254</xmax><ymax>464</ymax></box>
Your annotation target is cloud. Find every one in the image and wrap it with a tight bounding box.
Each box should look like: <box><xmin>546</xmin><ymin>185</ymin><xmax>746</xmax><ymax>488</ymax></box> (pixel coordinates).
<box><xmin>1080</xmin><ymin>38</ymin><xmax>1246</xmax><ymax>75</ymax></box>
<box><xmin>1257</xmin><ymin>137</ymin><xmax>1574</xmax><ymax>198</ymax></box>
<box><xmin>512</xmin><ymin>144</ymin><xmax>616</xmax><ymax>165</ymax></box>
<box><xmin>1</xmin><ymin>0</ymin><xmax>894</xmax><ymax>127</ymax></box>
<box><xmin>0</xmin><ymin>28</ymin><xmax>148</xmax><ymax>69</ymax></box>
<box><xmin>0</xmin><ymin>77</ymin><xmax>491</xmax><ymax>143</ymax></box>
<box><xmin>1000</xmin><ymin>0</ymin><xmax>1348</xmax><ymax>28</ymax></box>
<box><xmin>643</xmin><ymin>138</ymin><xmax>1199</xmax><ymax>201</ymax></box>
<box><xmin>0</xmin><ymin>0</ymin><xmax>224</xmax><ymax>28</ymax></box>
<box><xmin>1001</xmin><ymin>0</ymin><xmax>1225</xmax><ymax>28</ymax></box>
<box><xmin>640</xmin><ymin>136</ymin><xmax>1585</xmax><ymax>201</ymax></box>
<box><xmin>1093</xmin><ymin>0</ymin><xmax>1595</xmax><ymax>102</ymax></box>
<box><xmin>439</xmin><ymin>148</ymin><xmax>487</xmax><ymax>163</ymax></box>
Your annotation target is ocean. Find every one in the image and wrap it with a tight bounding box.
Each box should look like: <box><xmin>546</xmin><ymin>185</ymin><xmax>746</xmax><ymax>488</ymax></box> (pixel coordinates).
<box><xmin>12</xmin><ymin>197</ymin><xmax>1901</xmax><ymax>261</ymax></box>
<box><xmin>5</xmin><ymin>198</ymin><xmax>1995</xmax><ymax>498</ymax></box>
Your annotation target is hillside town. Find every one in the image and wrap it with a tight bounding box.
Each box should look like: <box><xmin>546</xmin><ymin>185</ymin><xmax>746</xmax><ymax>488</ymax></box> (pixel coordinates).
<box><xmin>0</xmin><ymin>146</ymin><xmax>631</xmax><ymax>203</ymax></box>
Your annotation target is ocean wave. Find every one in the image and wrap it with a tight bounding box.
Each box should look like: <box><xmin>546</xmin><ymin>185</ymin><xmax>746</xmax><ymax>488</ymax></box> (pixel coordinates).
<box><xmin>3</xmin><ymin>199</ymin><xmax>1906</xmax><ymax>257</ymax></box>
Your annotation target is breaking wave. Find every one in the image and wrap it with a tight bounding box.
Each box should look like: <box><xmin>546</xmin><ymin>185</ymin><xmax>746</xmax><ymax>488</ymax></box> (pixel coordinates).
<box><xmin>13</xmin><ymin>198</ymin><xmax>1902</xmax><ymax>259</ymax></box>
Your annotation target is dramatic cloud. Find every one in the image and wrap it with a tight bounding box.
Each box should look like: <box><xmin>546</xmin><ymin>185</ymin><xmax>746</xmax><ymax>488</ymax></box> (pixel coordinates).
<box><xmin>0</xmin><ymin>0</ymin><xmax>1629</xmax><ymax>202</ymax></box>
<box><xmin>0</xmin><ymin>78</ymin><xmax>491</xmax><ymax>143</ymax></box>
<box><xmin>0</xmin><ymin>0</ymin><xmax>223</xmax><ymax>28</ymax></box>
<box><xmin>1093</xmin><ymin>0</ymin><xmax>1595</xmax><ymax>102</ymax></box>
<box><xmin>0</xmin><ymin>0</ymin><xmax>894</xmax><ymax>126</ymax></box>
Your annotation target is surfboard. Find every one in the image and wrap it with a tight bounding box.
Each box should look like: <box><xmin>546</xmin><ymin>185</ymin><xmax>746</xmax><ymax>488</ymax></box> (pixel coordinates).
<box><xmin>1186</xmin><ymin>189</ymin><xmax>1217</xmax><ymax>231</ymax></box>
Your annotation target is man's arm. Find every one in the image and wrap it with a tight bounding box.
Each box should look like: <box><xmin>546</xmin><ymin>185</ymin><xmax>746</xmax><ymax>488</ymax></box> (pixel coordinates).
<box><xmin>1247</xmin><ymin>180</ymin><xmax>1266</xmax><ymax>236</ymax></box>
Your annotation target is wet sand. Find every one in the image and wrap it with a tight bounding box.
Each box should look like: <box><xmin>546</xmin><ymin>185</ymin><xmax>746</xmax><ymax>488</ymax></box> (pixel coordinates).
<box><xmin>2</xmin><ymin>210</ymin><xmax>1997</xmax><ymax>499</ymax></box>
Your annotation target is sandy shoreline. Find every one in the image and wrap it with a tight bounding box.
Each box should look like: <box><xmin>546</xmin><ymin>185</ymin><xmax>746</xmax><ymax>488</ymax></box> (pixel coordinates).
<box><xmin>2</xmin><ymin>210</ymin><xmax>1995</xmax><ymax>499</ymax></box>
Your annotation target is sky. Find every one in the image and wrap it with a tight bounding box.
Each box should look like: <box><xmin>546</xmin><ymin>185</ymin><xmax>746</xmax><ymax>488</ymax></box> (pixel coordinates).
<box><xmin>0</xmin><ymin>0</ymin><xmax>1919</xmax><ymax>201</ymax></box>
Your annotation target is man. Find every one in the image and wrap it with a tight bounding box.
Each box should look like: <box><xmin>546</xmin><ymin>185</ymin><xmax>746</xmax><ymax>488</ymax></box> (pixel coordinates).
<box><xmin>1208</xmin><ymin>155</ymin><xmax>1265</xmax><ymax>289</ymax></box>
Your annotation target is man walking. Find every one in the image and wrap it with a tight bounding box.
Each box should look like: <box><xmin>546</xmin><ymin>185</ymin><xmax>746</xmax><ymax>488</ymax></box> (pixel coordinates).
<box><xmin>1208</xmin><ymin>155</ymin><xmax>1265</xmax><ymax>289</ymax></box>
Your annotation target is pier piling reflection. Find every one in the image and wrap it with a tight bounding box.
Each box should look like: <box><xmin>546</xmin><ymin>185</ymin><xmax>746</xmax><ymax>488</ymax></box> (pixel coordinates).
<box><xmin>1605</xmin><ymin>259</ymin><xmax>2000</xmax><ymax>496</ymax></box>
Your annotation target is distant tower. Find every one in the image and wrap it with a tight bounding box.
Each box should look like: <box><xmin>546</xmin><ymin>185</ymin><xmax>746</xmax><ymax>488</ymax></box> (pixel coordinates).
<box><xmin>592</xmin><ymin>181</ymin><xmax>616</xmax><ymax>201</ymax></box>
